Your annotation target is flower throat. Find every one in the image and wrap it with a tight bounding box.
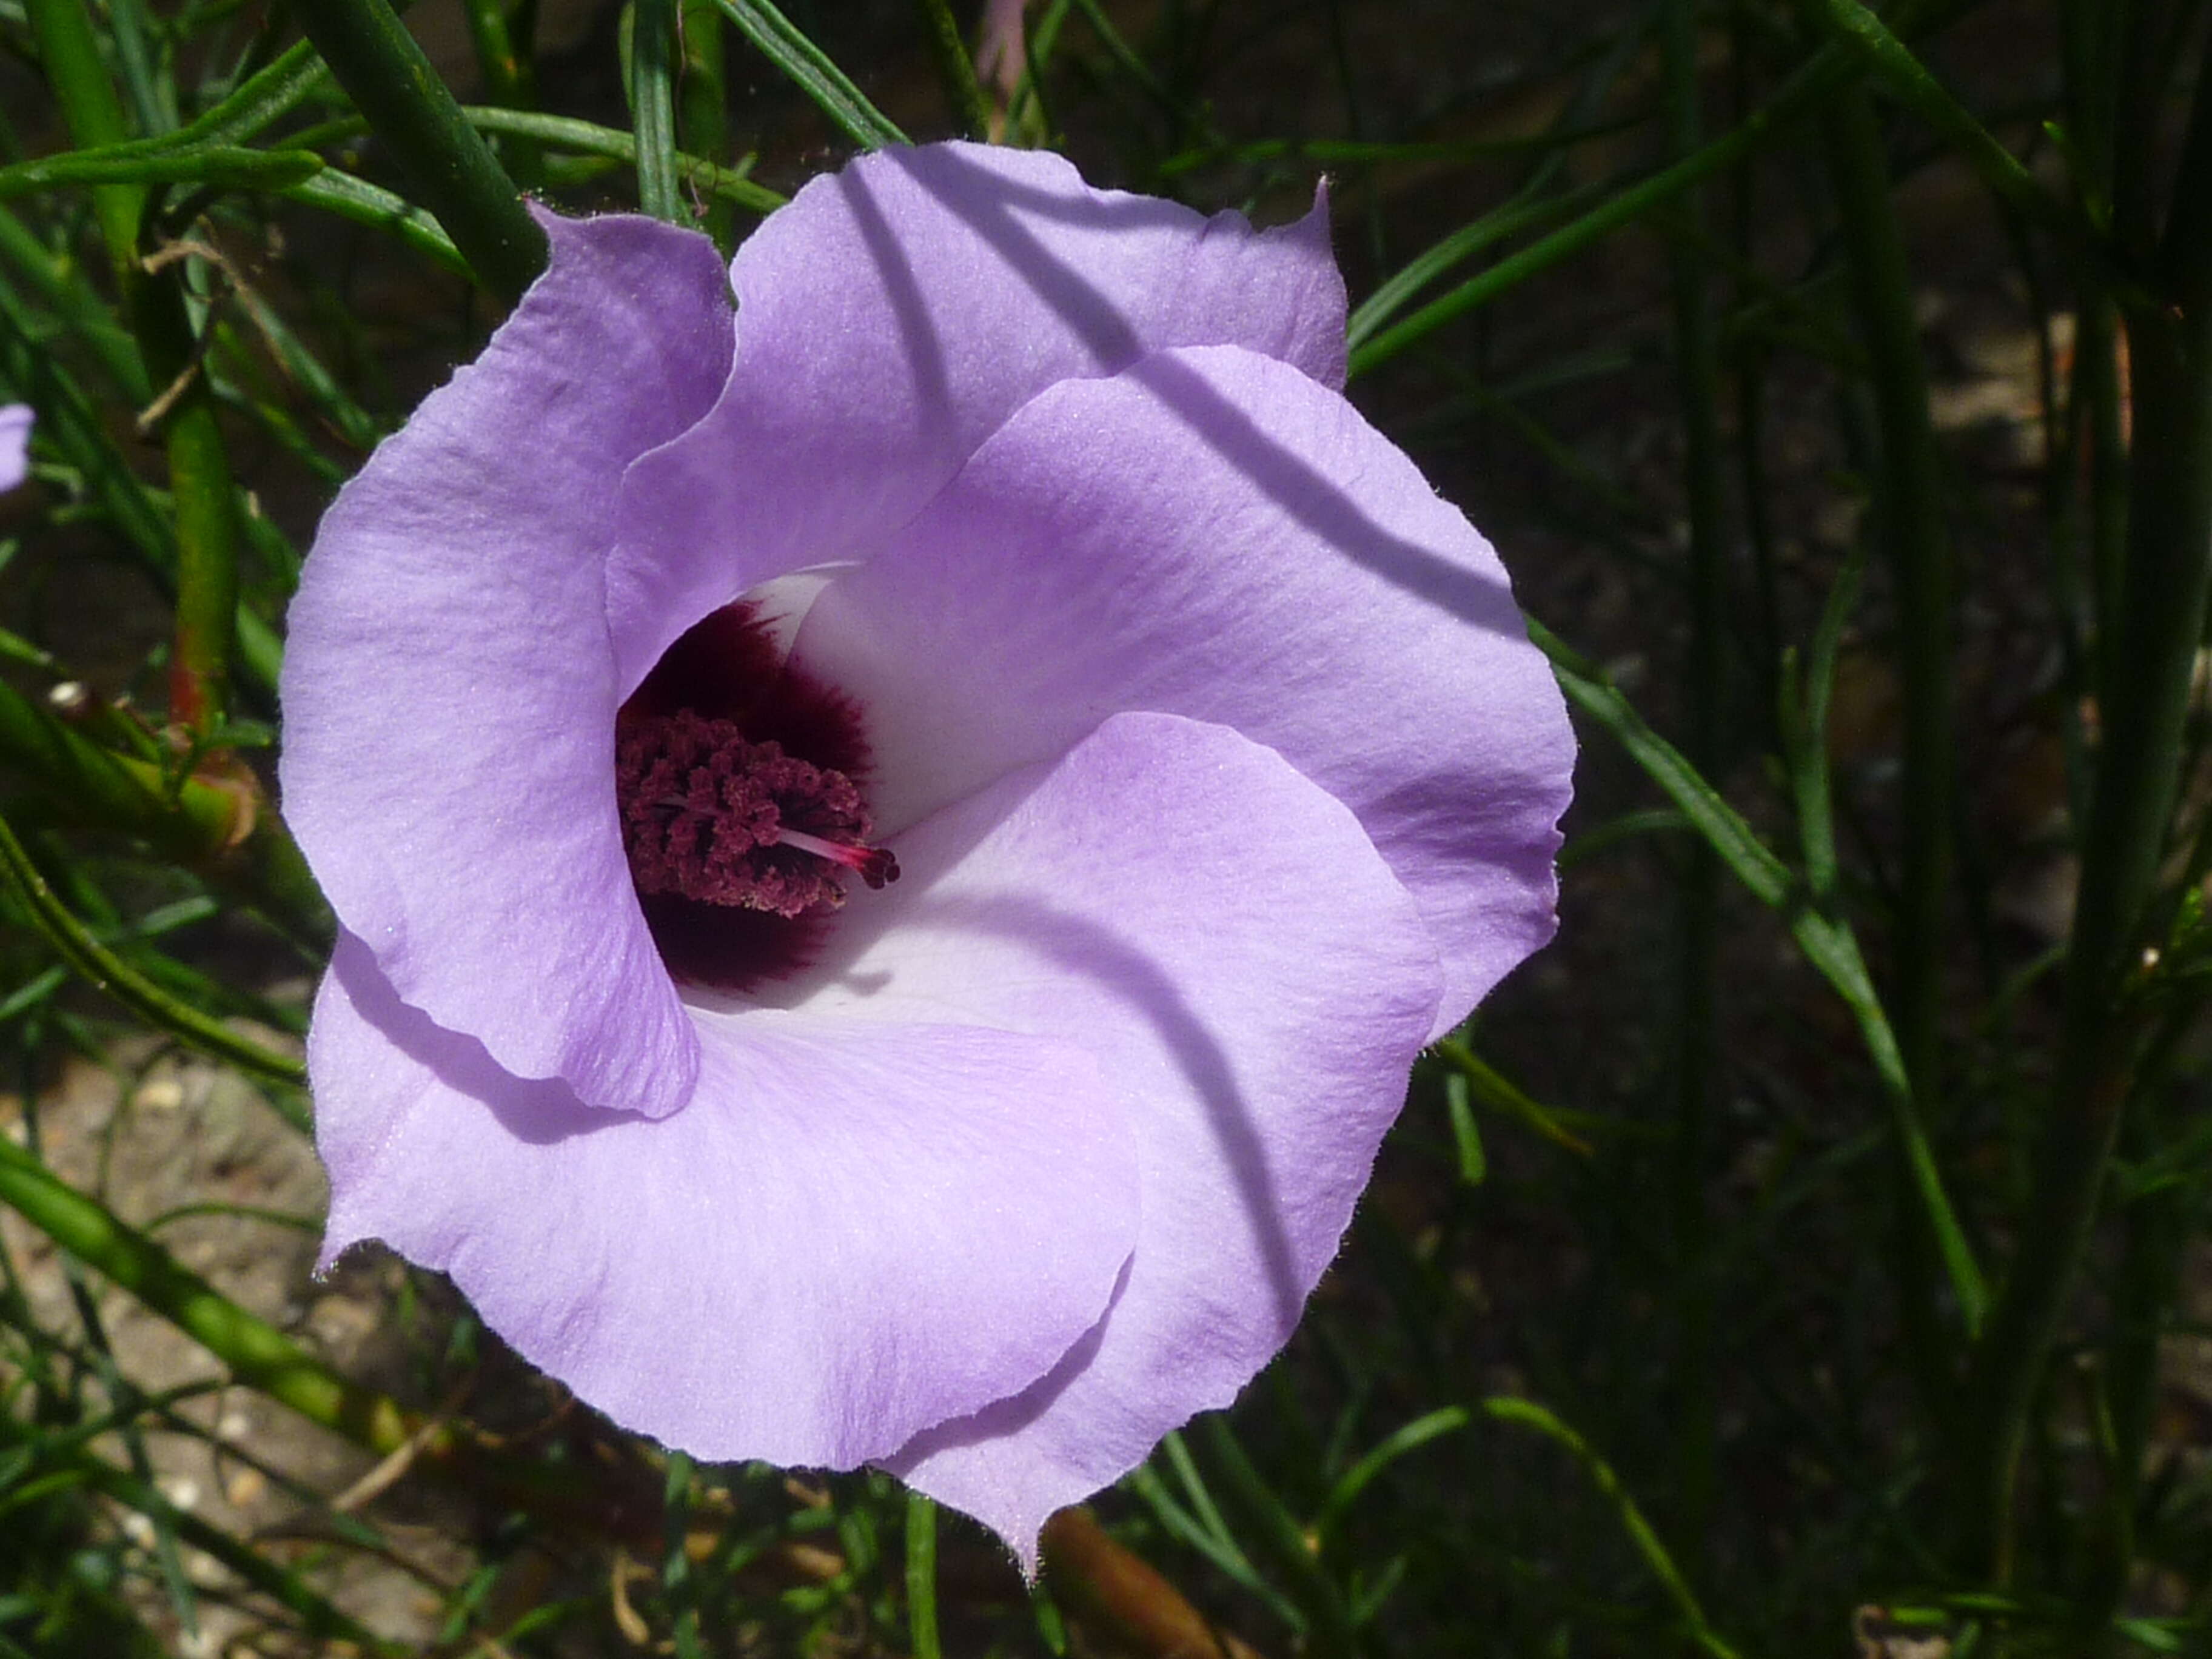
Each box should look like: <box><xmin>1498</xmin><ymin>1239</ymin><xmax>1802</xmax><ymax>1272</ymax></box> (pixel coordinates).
<box><xmin>615</xmin><ymin>601</ymin><xmax>894</xmax><ymax>990</ymax></box>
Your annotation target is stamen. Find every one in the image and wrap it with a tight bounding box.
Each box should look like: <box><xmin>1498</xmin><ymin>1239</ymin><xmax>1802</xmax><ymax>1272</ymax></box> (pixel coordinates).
<box><xmin>618</xmin><ymin>598</ymin><xmax>888</xmax><ymax>992</ymax></box>
<box><xmin>615</xmin><ymin>709</ymin><xmax>897</xmax><ymax>919</ymax></box>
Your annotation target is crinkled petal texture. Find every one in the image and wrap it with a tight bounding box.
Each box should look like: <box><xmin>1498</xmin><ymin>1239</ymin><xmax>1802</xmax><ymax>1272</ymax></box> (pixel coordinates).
<box><xmin>794</xmin><ymin>344</ymin><xmax>1574</xmax><ymax>1039</ymax></box>
<box><xmin>281</xmin><ymin>213</ymin><xmax>734</xmax><ymax>1121</ymax></box>
<box><xmin>606</xmin><ymin>141</ymin><xmax>1348</xmax><ymax>689</ymax></box>
<box><xmin>757</xmin><ymin>712</ymin><xmax>1442</xmax><ymax>1563</ymax></box>
<box><xmin>0</xmin><ymin>404</ymin><xmax>30</xmax><ymax>492</ymax></box>
<box><xmin>307</xmin><ymin>711</ymin><xmax>1438</xmax><ymax>1488</ymax></box>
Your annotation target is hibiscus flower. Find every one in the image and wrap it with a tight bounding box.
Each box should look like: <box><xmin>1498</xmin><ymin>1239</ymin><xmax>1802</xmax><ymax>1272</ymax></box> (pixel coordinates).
<box><xmin>280</xmin><ymin>142</ymin><xmax>1574</xmax><ymax>1563</ymax></box>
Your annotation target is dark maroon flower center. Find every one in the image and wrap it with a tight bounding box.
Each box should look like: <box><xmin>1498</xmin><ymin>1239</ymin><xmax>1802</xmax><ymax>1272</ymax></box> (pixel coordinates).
<box><xmin>617</xmin><ymin>711</ymin><xmax>898</xmax><ymax>916</ymax></box>
<box><xmin>615</xmin><ymin>599</ymin><xmax>891</xmax><ymax>991</ymax></box>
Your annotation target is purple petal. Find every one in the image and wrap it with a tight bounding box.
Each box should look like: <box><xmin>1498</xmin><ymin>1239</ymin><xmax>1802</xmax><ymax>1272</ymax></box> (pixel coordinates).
<box><xmin>312</xmin><ymin>932</ymin><xmax>1141</xmax><ymax>1467</ymax></box>
<box><xmin>766</xmin><ymin>711</ymin><xmax>1442</xmax><ymax>1563</ymax></box>
<box><xmin>791</xmin><ymin>344</ymin><xmax>1575</xmax><ymax>1041</ymax></box>
<box><xmin>605</xmin><ymin>142</ymin><xmax>1346</xmax><ymax>690</ymax></box>
<box><xmin>280</xmin><ymin>213</ymin><xmax>734</xmax><ymax>1120</ymax></box>
<box><xmin>0</xmin><ymin>404</ymin><xmax>31</xmax><ymax>492</ymax></box>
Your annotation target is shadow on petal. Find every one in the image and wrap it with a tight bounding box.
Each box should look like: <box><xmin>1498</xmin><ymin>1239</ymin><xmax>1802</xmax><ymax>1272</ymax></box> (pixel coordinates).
<box><xmin>858</xmin><ymin>147</ymin><xmax>1533</xmax><ymax>640</ymax></box>
<box><xmin>883</xmin><ymin>890</ymin><xmax>1304</xmax><ymax>1330</ymax></box>
<box><xmin>330</xmin><ymin>937</ymin><xmax>625</xmax><ymax>1148</ymax></box>
<box><xmin>315</xmin><ymin>934</ymin><xmax>1145</xmax><ymax>1470</ymax></box>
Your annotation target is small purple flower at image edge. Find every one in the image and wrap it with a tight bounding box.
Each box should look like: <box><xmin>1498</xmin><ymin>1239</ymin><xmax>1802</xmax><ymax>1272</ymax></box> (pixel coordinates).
<box><xmin>0</xmin><ymin>405</ymin><xmax>32</xmax><ymax>494</ymax></box>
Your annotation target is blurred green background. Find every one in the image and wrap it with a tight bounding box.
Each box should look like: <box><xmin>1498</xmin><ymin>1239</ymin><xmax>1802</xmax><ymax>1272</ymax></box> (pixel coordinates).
<box><xmin>5</xmin><ymin>0</ymin><xmax>2210</xmax><ymax>1654</ymax></box>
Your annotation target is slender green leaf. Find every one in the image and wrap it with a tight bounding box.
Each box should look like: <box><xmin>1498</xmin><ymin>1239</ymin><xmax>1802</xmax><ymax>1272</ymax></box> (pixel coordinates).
<box><xmin>1804</xmin><ymin>0</ymin><xmax>2116</xmax><ymax>276</ymax></box>
<box><xmin>462</xmin><ymin>107</ymin><xmax>780</xmax><ymax>209</ymax></box>
<box><xmin>1558</xmin><ymin>806</ymin><xmax>1691</xmax><ymax>870</ymax></box>
<box><xmin>710</xmin><ymin>0</ymin><xmax>907</xmax><ymax>149</ymax></box>
<box><xmin>1197</xmin><ymin>1415</ymin><xmax>1357</xmax><ymax>1655</ymax></box>
<box><xmin>190</xmin><ymin>40</ymin><xmax>335</xmax><ymax>144</ymax></box>
<box><xmin>1445</xmin><ymin>1073</ymin><xmax>1486</xmax><ymax>1185</ymax></box>
<box><xmin>281</xmin><ymin>168</ymin><xmax>467</xmax><ymax>270</ymax></box>
<box><xmin>1484</xmin><ymin>1396</ymin><xmax>1744</xmax><ymax>1659</ymax></box>
<box><xmin>1531</xmin><ymin>616</ymin><xmax>1989</xmax><ymax>1331</ymax></box>
<box><xmin>26</xmin><ymin>1439</ymin><xmax>401</xmax><ymax>1653</ymax></box>
<box><xmin>0</xmin><ymin>144</ymin><xmax>323</xmax><ymax>201</ymax></box>
<box><xmin>1349</xmin><ymin>178</ymin><xmax>1612</xmax><ymax>354</ymax></box>
<box><xmin>1349</xmin><ymin>46</ymin><xmax>1855</xmax><ymax>376</ymax></box>
<box><xmin>1791</xmin><ymin>548</ymin><xmax>1865</xmax><ymax>902</ymax></box>
<box><xmin>67</xmin><ymin>38</ymin><xmax>331</xmax><ymax>158</ymax></box>
<box><xmin>1165</xmin><ymin>123</ymin><xmax>1638</xmax><ymax>179</ymax></box>
<box><xmin>1434</xmin><ymin>1039</ymin><xmax>1593</xmax><ymax>1157</ymax></box>
<box><xmin>1122</xmin><ymin>1462</ymin><xmax>1302</xmax><ymax>1630</ymax></box>
<box><xmin>1315</xmin><ymin>1407</ymin><xmax>1472</xmax><ymax>1543</ymax></box>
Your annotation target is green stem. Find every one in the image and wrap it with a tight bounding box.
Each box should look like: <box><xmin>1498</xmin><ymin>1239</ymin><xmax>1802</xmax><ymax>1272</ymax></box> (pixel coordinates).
<box><xmin>292</xmin><ymin>0</ymin><xmax>547</xmax><ymax>303</ymax></box>
<box><xmin>1790</xmin><ymin>549</ymin><xmax>1865</xmax><ymax>905</ymax></box>
<box><xmin>1483</xmin><ymin>1397</ymin><xmax>1744</xmax><ymax>1659</ymax></box>
<box><xmin>1962</xmin><ymin>21</ymin><xmax>2212</xmax><ymax>1583</ymax></box>
<box><xmin>1196</xmin><ymin>1415</ymin><xmax>1356</xmax><ymax>1657</ymax></box>
<box><xmin>1720</xmin><ymin>19</ymin><xmax>1785</xmax><ymax>732</ymax></box>
<box><xmin>0</xmin><ymin>1135</ymin><xmax>671</xmax><ymax>1547</ymax></box>
<box><xmin>104</xmin><ymin>0</ymin><xmax>172</xmax><ymax>135</ymax></box>
<box><xmin>2057</xmin><ymin>0</ymin><xmax>2122</xmax><ymax>232</ymax></box>
<box><xmin>0</xmin><ymin>271</ymin><xmax>283</xmax><ymax>701</ymax></box>
<box><xmin>905</xmin><ymin>1490</ymin><xmax>942</xmax><ymax>1659</ymax></box>
<box><xmin>458</xmin><ymin>0</ymin><xmax>541</xmax><ymax>186</ymax></box>
<box><xmin>913</xmin><ymin>0</ymin><xmax>992</xmax><ymax>139</ymax></box>
<box><xmin>1805</xmin><ymin>0</ymin><xmax>2115</xmax><ymax>281</ymax></box>
<box><xmin>679</xmin><ymin>0</ymin><xmax>730</xmax><ymax>246</ymax></box>
<box><xmin>2085</xmin><ymin>1085</ymin><xmax>2195</xmax><ymax>1615</ymax></box>
<box><xmin>0</xmin><ymin>679</ymin><xmax>328</xmax><ymax>938</ymax></box>
<box><xmin>1737</xmin><ymin>366</ymin><xmax>1783</xmax><ymax>731</ymax></box>
<box><xmin>1815</xmin><ymin>62</ymin><xmax>1961</xmax><ymax>1439</ymax></box>
<box><xmin>2077</xmin><ymin>294</ymin><xmax>2131</xmax><ymax>714</ymax></box>
<box><xmin>0</xmin><ymin>679</ymin><xmax>226</xmax><ymax>852</ymax></box>
<box><xmin>0</xmin><ymin>1135</ymin><xmax>407</xmax><ymax>1450</ymax></box>
<box><xmin>24</xmin><ymin>0</ymin><xmax>245</xmax><ymax>737</ymax></box>
<box><xmin>631</xmin><ymin>0</ymin><xmax>682</xmax><ymax>220</ymax></box>
<box><xmin>0</xmin><ymin>805</ymin><xmax>305</xmax><ymax>1085</ymax></box>
<box><xmin>1533</xmin><ymin>617</ymin><xmax>1988</xmax><ymax>1331</ymax></box>
<box><xmin>1822</xmin><ymin>76</ymin><xmax>1955</xmax><ymax>1139</ymax></box>
<box><xmin>22</xmin><ymin>0</ymin><xmax>139</xmax><ymax>264</ymax></box>
<box><xmin>1662</xmin><ymin>0</ymin><xmax>1726</xmax><ymax>1560</ymax></box>
<box><xmin>161</xmin><ymin>395</ymin><xmax>241</xmax><ymax>737</ymax></box>
<box><xmin>1350</xmin><ymin>44</ymin><xmax>1855</xmax><ymax>377</ymax></box>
